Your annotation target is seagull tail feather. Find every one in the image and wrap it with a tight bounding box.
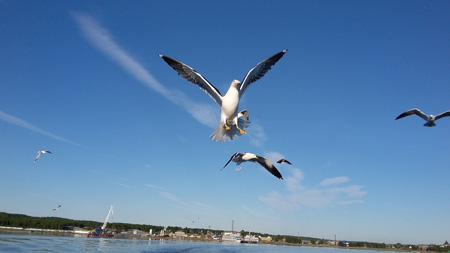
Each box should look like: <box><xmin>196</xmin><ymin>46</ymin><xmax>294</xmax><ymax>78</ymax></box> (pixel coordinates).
<box><xmin>210</xmin><ymin>118</ymin><xmax>250</xmax><ymax>142</ymax></box>
<box><xmin>210</xmin><ymin>122</ymin><xmax>229</xmax><ymax>142</ymax></box>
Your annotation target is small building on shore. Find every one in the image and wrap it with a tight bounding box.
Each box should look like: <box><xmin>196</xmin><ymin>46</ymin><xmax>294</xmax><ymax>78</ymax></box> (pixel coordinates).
<box><xmin>172</xmin><ymin>230</ymin><xmax>187</xmax><ymax>239</ymax></box>
<box><xmin>259</xmin><ymin>236</ymin><xmax>272</xmax><ymax>242</ymax></box>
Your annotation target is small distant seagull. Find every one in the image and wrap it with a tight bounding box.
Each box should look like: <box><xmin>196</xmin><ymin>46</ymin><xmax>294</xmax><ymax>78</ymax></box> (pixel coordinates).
<box><xmin>395</xmin><ymin>108</ymin><xmax>450</xmax><ymax>127</ymax></box>
<box><xmin>34</xmin><ymin>150</ymin><xmax>52</xmax><ymax>162</ymax></box>
<box><xmin>53</xmin><ymin>205</ymin><xmax>61</xmax><ymax>211</ymax></box>
<box><xmin>221</xmin><ymin>152</ymin><xmax>283</xmax><ymax>180</ymax></box>
<box><xmin>277</xmin><ymin>158</ymin><xmax>292</xmax><ymax>165</ymax></box>
<box><xmin>186</xmin><ymin>217</ymin><xmax>200</xmax><ymax>223</ymax></box>
<box><xmin>159</xmin><ymin>50</ymin><xmax>287</xmax><ymax>142</ymax></box>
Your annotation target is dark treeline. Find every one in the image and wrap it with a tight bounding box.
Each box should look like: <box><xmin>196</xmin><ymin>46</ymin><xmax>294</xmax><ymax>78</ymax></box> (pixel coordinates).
<box><xmin>0</xmin><ymin>212</ymin><xmax>227</xmax><ymax>235</ymax></box>
<box><xmin>0</xmin><ymin>212</ymin><xmax>162</xmax><ymax>232</ymax></box>
<box><xmin>426</xmin><ymin>245</ymin><xmax>450</xmax><ymax>252</ymax></box>
<box><xmin>346</xmin><ymin>241</ymin><xmax>387</xmax><ymax>248</ymax></box>
<box><xmin>0</xmin><ymin>212</ymin><xmax>102</xmax><ymax>230</ymax></box>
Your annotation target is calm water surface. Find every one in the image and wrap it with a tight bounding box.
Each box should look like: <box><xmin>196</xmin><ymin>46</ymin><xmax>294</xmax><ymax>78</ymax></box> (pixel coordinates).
<box><xmin>0</xmin><ymin>231</ymin><xmax>384</xmax><ymax>252</ymax></box>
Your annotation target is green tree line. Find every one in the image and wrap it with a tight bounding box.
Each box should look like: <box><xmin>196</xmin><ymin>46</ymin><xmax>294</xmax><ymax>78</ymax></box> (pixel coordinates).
<box><xmin>0</xmin><ymin>212</ymin><xmax>163</xmax><ymax>232</ymax></box>
<box><xmin>426</xmin><ymin>245</ymin><xmax>450</xmax><ymax>252</ymax></box>
<box><xmin>0</xmin><ymin>212</ymin><xmax>102</xmax><ymax>230</ymax></box>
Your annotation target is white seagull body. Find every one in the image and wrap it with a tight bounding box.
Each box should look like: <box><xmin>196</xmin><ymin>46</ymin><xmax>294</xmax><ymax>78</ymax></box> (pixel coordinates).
<box><xmin>159</xmin><ymin>50</ymin><xmax>287</xmax><ymax>142</ymax></box>
<box><xmin>34</xmin><ymin>150</ymin><xmax>52</xmax><ymax>162</ymax></box>
<box><xmin>395</xmin><ymin>108</ymin><xmax>450</xmax><ymax>127</ymax></box>
<box><xmin>221</xmin><ymin>152</ymin><xmax>283</xmax><ymax>180</ymax></box>
<box><xmin>53</xmin><ymin>205</ymin><xmax>61</xmax><ymax>211</ymax></box>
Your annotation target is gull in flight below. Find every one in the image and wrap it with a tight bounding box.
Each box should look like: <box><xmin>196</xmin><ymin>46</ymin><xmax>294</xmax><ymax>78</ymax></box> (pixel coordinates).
<box><xmin>277</xmin><ymin>158</ymin><xmax>292</xmax><ymax>165</ymax></box>
<box><xmin>34</xmin><ymin>150</ymin><xmax>52</xmax><ymax>162</ymax></box>
<box><xmin>221</xmin><ymin>152</ymin><xmax>283</xmax><ymax>180</ymax></box>
<box><xmin>53</xmin><ymin>205</ymin><xmax>61</xmax><ymax>211</ymax></box>
<box><xmin>395</xmin><ymin>108</ymin><xmax>450</xmax><ymax>127</ymax></box>
<box><xmin>186</xmin><ymin>217</ymin><xmax>200</xmax><ymax>223</ymax></box>
<box><xmin>159</xmin><ymin>50</ymin><xmax>287</xmax><ymax>142</ymax></box>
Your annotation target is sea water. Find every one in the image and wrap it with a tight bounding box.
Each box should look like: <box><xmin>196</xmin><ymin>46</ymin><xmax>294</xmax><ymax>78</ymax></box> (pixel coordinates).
<box><xmin>0</xmin><ymin>232</ymin><xmax>385</xmax><ymax>252</ymax></box>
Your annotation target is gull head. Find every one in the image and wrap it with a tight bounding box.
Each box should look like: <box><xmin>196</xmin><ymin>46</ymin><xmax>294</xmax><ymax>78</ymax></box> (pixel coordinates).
<box><xmin>425</xmin><ymin>115</ymin><xmax>436</xmax><ymax>127</ymax></box>
<box><xmin>425</xmin><ymin>115</ymin><xmax>437</xmax><ymax>127</ymax></box>
<box><xmin>232</xmin><ymin>80</ymin><xmax>241</xmax><ymax>86</ymax></box>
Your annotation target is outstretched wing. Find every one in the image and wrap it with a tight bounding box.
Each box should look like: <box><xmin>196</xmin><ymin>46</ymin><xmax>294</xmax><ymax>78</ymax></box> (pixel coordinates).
<box><xmin>159</xmin><ymin>55</ymin><xmax>223</xmax><ymax>106</ymax></box>
<box><xmin>34</xmin><ymin>152</ymin><xmax>41</xmax><ymax>162</ymax></box>
<box><xmin>221</xmin><ymin>152</ymin><xmax>242</xmax><ymax>170</ymax></box>
<box><xmin>395</xmin><ymin>108</ymin><xmax>429</xmax><ymax>121</ymax></box>
<box><xmin>239</xmin><ymin>50</ymin><xmax>287</xmax><ymax>98</ymax></box>
<box><xmin>277</xmin><ymin>158</ymin><xmax>291</xmax><ymax>165</ymax></box>
<box><xmin>254</xmin><ymin>156</ymin><xmax>283</xmax><ymax>180</ymax></box>
<box><xmin>435</xmin><ymin>111</ymin><xmax>450</xmax><ymax>121</ymax></box>
<box><xmin>237</xmin><ymin>109</ymin><xmax>249</xmax><ymax>122</ymax></box>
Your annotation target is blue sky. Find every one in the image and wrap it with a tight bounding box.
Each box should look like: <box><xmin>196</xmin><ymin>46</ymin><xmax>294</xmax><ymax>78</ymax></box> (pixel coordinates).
<box><xmin>1</xmin><ymin>0</ymin><xmax>450</xmax><ymax>245</ymax></box>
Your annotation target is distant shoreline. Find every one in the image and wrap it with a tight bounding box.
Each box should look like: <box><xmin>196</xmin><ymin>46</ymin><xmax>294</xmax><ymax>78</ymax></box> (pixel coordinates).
<box><xmin>0</xmin><ymin>227</ymin><xmax>428</xmax><ymax>252</ymax></box>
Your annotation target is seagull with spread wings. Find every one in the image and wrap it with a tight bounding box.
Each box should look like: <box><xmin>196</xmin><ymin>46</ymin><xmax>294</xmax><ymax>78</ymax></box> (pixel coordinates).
<box><xmin>395</xmin><ymin>108</ymin><xmax>450</xmax><ymax>127</ymax></box>
<box><xmin>186</xmin><ymin>217</ymin><xmax>200</xmax><ymax>223</ymax></box>
<box><xmin>221</xmin><ymin>152</ymin><xmax>283</xmax><ymax>180</ymax></box>
<box><xmin>159</xmin><ymin>50</ymin><xmax>287</xmax><ymax>141</ymax></box>
<box><xmin>34</xmin><ymin>150</ymin><xmax>52</xmax><ymax>162</ymax></box>
<box><xmin>277</xmin><ymin>158</ymin><xmax>292</xmax><ymax>165</ymax></box>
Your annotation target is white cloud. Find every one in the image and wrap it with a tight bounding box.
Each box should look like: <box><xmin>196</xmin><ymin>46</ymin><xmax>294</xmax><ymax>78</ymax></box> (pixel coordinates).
<box><xmin>263</xmin><ymin>151</ymin><xmax>284</xmax><ymax>163</ymax></box>
<box><xmin>159</xmin><ymin>191</ymin><xmax>217</xmax><ymax>215</ymax></box>
<box><xmin>258</xmin><ymin>191</ymin><xmax>301</xmax><ymax>211</ymax></box>
<box><xmin>248</xmin><ymin>122</ymin><xmax>267</xmax><ymax>147</ymax></box>
<box><xmin>145</xmin><ymin>184</ymin><xmax>159</xmax><ymax>189</ymax></box>
<box><xmin>114</xmin><ymin>182</ymin><xmax>136</xmax><ymax>190</ymax></box>
<box><xmin>160</xmin><ymin>191</ymin><xmax>185</xmax><ymax>206</ymax></box>
<box><xmin>285</xmin><ymin>168</ymin><xmax>305</xmax><ymax>192</ymax></box>
<box><xmin>72</xmin><ymin>12</ymin><xmax>217</xmax><ymax>128</ymax></box>
<box><xmin>242</xmin><ymin>205</ymin><xmax>272</xmax><ymax>219</ymax></box>
<box><xmin>322</xmin><ymin>161</ymin><xmax>333</xmax><ymax>169</ymax></box>
<box><xmin>320</xmin><ymin>176</ymin><xmax>349</xmax><ymax>186</ymax></box>
<box><xmin>337</xmin><ymin>199</ymin><xmax>364</xmax><ymax>205</ymax></box>
<box><xmin>329</xmin><ymin>185</ymin><xmax>367</xmax><ymax>198</ymax></box>
<box><xmin>0</xmin><ymin>110</ymin><xmax>82</xmax><ymax>146</ymax></box>
<box><xmin>259</xmin><ymin>168</ymin><xmax>367</xmax><ymax>210</ymax></box>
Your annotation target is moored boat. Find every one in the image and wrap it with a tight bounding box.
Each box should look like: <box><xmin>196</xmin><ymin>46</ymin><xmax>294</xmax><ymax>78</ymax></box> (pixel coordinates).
<box><xmin>241</xmin><ymin>234</ymin><xmax>259</xmax><ymax>244</ymax></box>
<box><xmin>221</xmin><ymin>231</ymin><xmax>241</xmax><ymax>243</ymax></box>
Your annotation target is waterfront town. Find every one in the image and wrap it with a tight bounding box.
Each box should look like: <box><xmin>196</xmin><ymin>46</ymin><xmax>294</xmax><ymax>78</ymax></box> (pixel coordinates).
<box><xmin>1</xmin><ymin>223</ymin><xmax>449</xmax><ymax>252</ymax></box>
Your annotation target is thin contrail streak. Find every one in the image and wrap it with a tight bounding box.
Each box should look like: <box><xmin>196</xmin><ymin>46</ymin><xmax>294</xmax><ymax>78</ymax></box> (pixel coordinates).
<box><xmin>72</xmin><ymin>12</ymin><xmax>217</xmax><ymax>128</ymax></box>
<box><xmin>0</xmin><ymin>110</ymin><xmax>83</xmax><ymax>147</ymax></box>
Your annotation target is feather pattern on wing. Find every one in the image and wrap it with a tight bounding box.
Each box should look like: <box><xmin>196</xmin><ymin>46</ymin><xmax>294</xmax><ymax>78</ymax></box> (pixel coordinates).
<box><xmin>159</xmin><ymin>55</ymin><xmax>223</xmax><ymax>106</ymax></box>
<box><xmin>255</xmin><ymin>156</ymin><xmax>283</xmax><ymax>179</ymax></box>
<box><xmin>435</xmin><ymin>111</ymin><xmax>450</xmax><ymax>121</ymax></box>
<box><xmin>221</xmin><ymin>152</ymin><xmax>243</xmax><ymax>170</ymax></box>
<box><xmin>239</xmin><ymin>50</ymin><xmax>287</xmax><ymax>98</ymax></box>
<box><xmin>396</xmin><ymin>108</ymin><xmax>429</xmax><ymax>121</ymax></box>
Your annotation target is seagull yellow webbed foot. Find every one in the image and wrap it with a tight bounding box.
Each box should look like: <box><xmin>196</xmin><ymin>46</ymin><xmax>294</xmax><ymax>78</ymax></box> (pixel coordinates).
<box><xmin>225</xmin><ymin>124</ymin><xmax>231</xmax><ymax>130</ymax></box>
<box><xmin>236</xmin><ymin>125</ymin><xmax>247</xmax><ymax>135</ymax></box>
